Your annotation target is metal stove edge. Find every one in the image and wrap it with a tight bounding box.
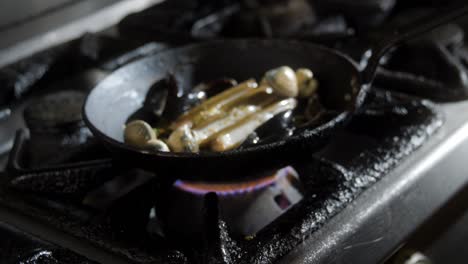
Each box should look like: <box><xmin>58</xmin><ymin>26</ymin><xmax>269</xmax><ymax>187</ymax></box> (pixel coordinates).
<box><xmin>280</xmin><ymin>101</ymin><xmax>468</xmax><ymax>264</ymax></box>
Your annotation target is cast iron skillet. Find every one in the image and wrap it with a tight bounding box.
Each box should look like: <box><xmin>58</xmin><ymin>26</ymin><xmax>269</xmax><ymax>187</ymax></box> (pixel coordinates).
<box><xmin>84</xmin><ymin>5</ymin><xmax>468</xmax><ymax>181</ymax></box>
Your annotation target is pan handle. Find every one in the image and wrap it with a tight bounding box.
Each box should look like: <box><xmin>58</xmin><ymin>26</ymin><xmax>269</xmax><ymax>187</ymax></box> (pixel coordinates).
<box><xmin>361</xmin><ymin>2</ymin><xmax>468</xmax><ymax>86</ymax></box>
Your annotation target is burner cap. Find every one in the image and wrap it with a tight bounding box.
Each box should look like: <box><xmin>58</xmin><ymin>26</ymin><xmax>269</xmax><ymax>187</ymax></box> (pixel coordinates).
<box><xmin>24</xmin><ymin>90</ymin><xmax>86</xmax><ymax>130</ymax></box>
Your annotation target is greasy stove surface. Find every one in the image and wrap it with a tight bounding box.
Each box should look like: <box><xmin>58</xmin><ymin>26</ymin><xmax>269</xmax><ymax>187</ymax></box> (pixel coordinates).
<box><xmin>0</xmin><ymin>221</ymin><xmax>95</xmax><ymax>263</ymax></box>
<box><xmin>0</xmin><ymin>89</ymin><xmax>442</xmax><ymax>263</ymax></box>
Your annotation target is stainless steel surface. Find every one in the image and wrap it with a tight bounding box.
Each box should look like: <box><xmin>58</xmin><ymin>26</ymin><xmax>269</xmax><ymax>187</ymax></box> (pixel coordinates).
<box><xmin>0</xmin><ymin>0</ymin><xmax>77</xmax><ymax>28</ymax></box>
<box><xmin>0</xmin><ymin>0</ymin><xmax>163</xmax><ymax>67</ymax></box>
<box><xmin>279</xmin><ymin>100</ymin><xmax>468</xmax><ymax>264</ymax></box>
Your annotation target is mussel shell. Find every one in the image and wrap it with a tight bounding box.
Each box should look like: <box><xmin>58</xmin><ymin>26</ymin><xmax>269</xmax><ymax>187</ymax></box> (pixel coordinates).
<box><xmin>192</xmin><ymin>78</ymin><xmax>238</xmax><ymax>98</ymax></box>
<box><xmin>128</xmin><ymin>78</ymin><xmax>170</xmax><ymax>126</ymax></box>
<box><xmin>160</xmin><ymin>74</ymin><xmax>188</xmax><ymax>122</ymax></box>
<box><xmin>239</xmin><ymin>131</ymin><xmax>260</xmax><ymax>149</ymax></box>
<box><xmin>143</xmin><ymin>78</ymin><xmax>169</xmax><ymax>117</ymax></box>
<box><xmin>256</xmin><ymin>110</ymin><xmax>295</xmax><ymax>138</ymax></box>
<box><xmin>292</xmin><ymin>95</ymin><xmax>328</xmax><ymax>128</ymax></box>
<box><xmin>239</xmin><ymin>110</ymin><xmax>295</xmax><ymax>149</ymax></box>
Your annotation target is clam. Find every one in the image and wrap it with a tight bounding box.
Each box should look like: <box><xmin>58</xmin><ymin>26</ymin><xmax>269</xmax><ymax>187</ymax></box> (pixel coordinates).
<box><xmin>264</xmin><ymin>66</ymin><xmax>298</xmax><ymax>98</ymax></box>
<box><xmin>145</xmin><ymin>139</ymin><xmax>170</xmax><ymax>152</ymax></box>
<box><xmin>124</xmin><ymin>120</ymin><xmax>156</xmax><ymax>148</ymax></box>
<box><xmin>167</xmin><ymin>123</ymin><xmax>199</xmax><ymax>152</ymax></box>
<box><xmin>295</xmin><ymin>68</ymin><xmax>318</xmax><ymax>98</ymax></box>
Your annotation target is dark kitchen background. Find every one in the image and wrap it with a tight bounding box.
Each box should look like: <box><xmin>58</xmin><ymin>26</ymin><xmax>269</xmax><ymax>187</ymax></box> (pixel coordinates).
<box><xmin>1</xmin><ymin>0</ymin><xmax>468</xmax><ymax>263</ymax></box>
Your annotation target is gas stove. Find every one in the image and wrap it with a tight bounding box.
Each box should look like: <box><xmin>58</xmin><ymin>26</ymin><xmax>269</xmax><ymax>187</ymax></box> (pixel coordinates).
<box><xmin>1</xmin><ymin>1</ymin><xmax>468</xmax><ymax>264</ymax></box>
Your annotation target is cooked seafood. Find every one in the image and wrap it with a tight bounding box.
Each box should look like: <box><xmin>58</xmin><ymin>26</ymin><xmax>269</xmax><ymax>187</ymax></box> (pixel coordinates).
<box><xmin>167</xmin><ymin>123</ymin><xmax>199</xmax><ymax>152</ymax></box>
<box><xmin>124</xmin><ymin>120</ymin><xmax>156</xmax><ymax>148</ymax></box>
<box><xmin>192</xmin><ymin>105</ymin><xmax>262</xmax><ymax>146</ymax></box>
<box><xmin>124</xmin><ymin>120</ymin><xmax>170</xmax><ymax>151</ymax></box>
<box><xmin>169</xmin><ymin>79</ymin><xmax>258</xmax><ymax>130</ymax></box>
<box><xmin>123</xmin><ymin>66</ymin><xmax>320</xmax><ymax>153</ymax></box>
<box><xmin>295</xmin><ymin>68</ymin><xmax>318</xmax><ymax>98</ymax></box>
<box><xmin>263</xmin><ymin>66</ymin><xmax>298</xmax><ymax>97</ymax></box>
<box><xmin>211</xmin><ymin>98</ymin><xmax>297</xmax><ymax>151</ymax></box>
<box><xmin>146</xmin><ymin>139</ymin><xmax>170</xmax><ymax>152</ymax></box>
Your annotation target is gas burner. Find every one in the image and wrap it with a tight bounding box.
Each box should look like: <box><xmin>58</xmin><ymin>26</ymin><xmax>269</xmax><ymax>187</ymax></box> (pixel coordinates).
<box><xmin>161</xmin><ymin>166</ymin><xmax>303</xmax><ymax>241</ymax></box>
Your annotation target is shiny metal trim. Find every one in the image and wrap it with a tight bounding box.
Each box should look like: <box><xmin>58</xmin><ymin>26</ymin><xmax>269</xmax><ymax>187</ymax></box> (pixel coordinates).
<box><xmin>0</xmin><ymin>0</ymin><xmax>163</xmax><ymax>67</ymax></box>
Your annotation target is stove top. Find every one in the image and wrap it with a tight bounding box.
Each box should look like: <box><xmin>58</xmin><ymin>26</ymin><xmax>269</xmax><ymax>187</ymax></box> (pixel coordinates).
<box><xmin>0</xmin><ymin>89</ymin><xmax>446</xmax><ymax>263</ymax></box>
<box><xmin>1</xmin><ymin>1</ymin><xmax>468</xmax><ymax>263</ymax></box>
<box><xmin>0</xmin><ymin>221</ymin><xmax>94</xmax><ymax>263</ymax></box>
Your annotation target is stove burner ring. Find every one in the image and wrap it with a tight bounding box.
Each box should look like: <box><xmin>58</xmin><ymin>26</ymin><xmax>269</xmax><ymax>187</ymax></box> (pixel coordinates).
<box><xmin>162</xmin><ymin>166</ymin><xmax>304</xmax><ymax>238</ymax></box>
<box><xmin>173</xmin><ymin>166</ymin><xmax>298</xmax><ymax>196</ymax></box>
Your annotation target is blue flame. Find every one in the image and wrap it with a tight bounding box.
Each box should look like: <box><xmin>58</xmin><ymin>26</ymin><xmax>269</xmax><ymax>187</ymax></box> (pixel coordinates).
<box><xmin>173</xmin><ymin>166</ymin><xmax>298</xmax><ymax>196</ymax></box>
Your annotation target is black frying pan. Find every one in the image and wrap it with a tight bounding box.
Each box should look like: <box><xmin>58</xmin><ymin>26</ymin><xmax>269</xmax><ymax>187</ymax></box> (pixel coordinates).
<box><xmin>83</xmin><ymin>4</ymin><xmax>468</xmax><ymax>182</ymax></box>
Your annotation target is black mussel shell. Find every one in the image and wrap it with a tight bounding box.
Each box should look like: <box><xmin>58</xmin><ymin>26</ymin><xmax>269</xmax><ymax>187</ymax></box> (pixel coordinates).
<box><xmin>192</xmin><ymin>78</ymin><xmax>238</xmax><ymax>98</ymax></box>
<box><xmin>256</xmin><ymin>110</ymin><xmax>295</xmax><ymax>139</ymax></box>
<box><xmin>143</xmin><ymin>78</ymin><xmax>169</xmax><ymax>117</ymax></box>
<box><xmin>128</xmin><ymin>77</ymin><xmax>172</xmax><ymax>126</ymax></box>
<box><xmin>240</xmin><ymin>109</ymin><xmax>295</xmax><ymax>149</ymax></box>
<box><xmin>161</xmin><ymin>74</ymin><xmax>187</xmax><ymax>122</ymax></box>
<box><xmin>239</xmin><ymin>131</ymin><xmax>261</xmax><ymax>149</ymax></box>
<box><xmin>130</xmin><ymin>75</ymin><xmax>231</xmax><ymax>128</ymax></box>
<box><xmin>128</xmin><ymin>75</ymin><xmax>184</xmax><ymax>126</ymax></box>
<box><xmin>294</xmin><ymin>95</ymin><xmax>327</xmax><ymax>128</ymax></box>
